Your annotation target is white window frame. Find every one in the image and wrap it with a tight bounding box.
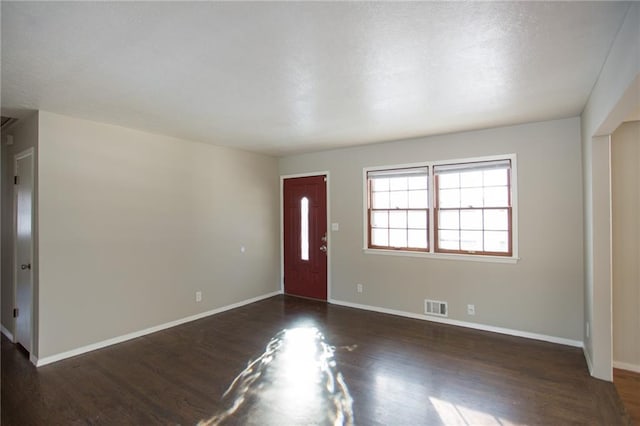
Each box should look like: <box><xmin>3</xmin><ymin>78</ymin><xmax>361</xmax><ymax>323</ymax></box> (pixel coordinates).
<box><xmin>363</xmin><ymin>154</ymin><xmax>519</xmax><ymax>264</ymax></box>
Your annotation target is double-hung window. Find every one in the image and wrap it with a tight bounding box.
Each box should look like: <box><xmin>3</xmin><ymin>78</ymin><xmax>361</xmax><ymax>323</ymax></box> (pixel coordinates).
<box><xmin>365</xmin><ymin>156</ymin><xmax>516</xmax><ymax>260</ymax></box>
<box><xmin>367</xmin><ymin>167</ymin><xmax>429</xmax><ymax>251</ymax></box>
<box><xmin>434</xmin><ymin>159</ymin><xmax>512</xmax><ymax>256</ymax></box>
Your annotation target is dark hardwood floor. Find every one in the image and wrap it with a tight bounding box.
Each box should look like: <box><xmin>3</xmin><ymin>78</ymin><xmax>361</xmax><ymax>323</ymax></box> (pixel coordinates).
<box><xmin>615</xmin><ymin>368</ymin><xmax>640</xmax><ymax>424</ymax></box>
<box><xmin>1</xmin><ymin>295</ymin><xmax>632</xmax><ymax>425</ymax></box>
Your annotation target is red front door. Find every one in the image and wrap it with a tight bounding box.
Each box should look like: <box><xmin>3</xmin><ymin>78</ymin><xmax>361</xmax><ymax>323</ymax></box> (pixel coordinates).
<box><xmin>283</xmin><ymin>175</ymin><xmax>327</xmax><ymax>300</ymax></box>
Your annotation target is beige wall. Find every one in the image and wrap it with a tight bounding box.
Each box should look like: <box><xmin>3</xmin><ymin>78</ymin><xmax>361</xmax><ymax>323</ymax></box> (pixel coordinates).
<box><xmin>1</xmin><ymin>112</ymin><xmax>39</xmax><ymax>349</ymax></box>
<box><xmin>581</xmin><ymin>2</ymin><xmax>640</xmax><ymax>380</ymax></box>
<box><xmin>612</xmin><ymin>121</ymin><xmax>640</xmax><ymax>371</ymax></box>
<box><xmin>37</xmin><ymin>111</ymin><xmax>280</xmax><ymax>359</ymax></box>
<box><xmin>280</xmin><ymin>117</ymin><xmax>584</xmax><ymax>341</ymax></box>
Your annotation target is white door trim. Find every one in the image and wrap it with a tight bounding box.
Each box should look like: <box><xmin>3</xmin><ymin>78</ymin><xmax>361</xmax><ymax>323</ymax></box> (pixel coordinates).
<box><xmin>280</xmin><ymin>171</ymin><xmax>331</xmax><ymax>301</ymax></box>
<box><xmin>13</xmin><ymin>147</ymin><xmax>35</xmax><ymax>353</ymax></box>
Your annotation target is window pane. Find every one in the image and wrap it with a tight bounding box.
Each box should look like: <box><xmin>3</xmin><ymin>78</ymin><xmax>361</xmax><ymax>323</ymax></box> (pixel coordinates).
<box><xmin>484</xmin><ymin>169</ymin><xmax>508</xmax><ymax>187</ymax></box>
<box><xmin>438</xmin><ymin>173</ymin><xmax>459</xmax><ymax>189</ymax></box>
<box><xmin>484</xmin><ymin>209</ymin><xmax>509</xmax><ymax>230</ymax></box>
<box><xmin>389</xmin><ymin>229</ymin><xmax>407</xmax><ymax>247</ymax></box>
<box><xmin>389</xmin><ymin>177</ymin><xmax>408</xmax><ymax>191</ymax></box>
<box><xmin>371</xmin><ymin>211</ymin><xmax>388</xmax><ymax>228</ymax></box>
<box><xmin>371</xmin><ymin>177</ymin><xmax>389</xmax><ymax>191</ymax></box>
<box><xmin>408</xmin><ymin>175</ymin><xmax>428</xmax><ymax>190</ymax></box>
<box><xmin>460</xmin><ymin>188</ymin><xmax>483</xmax><ymax>208</ymax></box>
<box><xmin>438</xmin><ymin>210</ymin><xmax>459</xmax><ymax>230</ymax></box>
<box><xmin>460</xmin><ymin>210</ymin><xmax>482</xmax><ymax>230</ymax></box>
<box><xmin>372</xmin><ymin>191</ymin><xmax>390</xmax><ymax>209</ymax></box>
<box><xmin>389</xmin><ymin>191</ymin><xmax>408</xmax><ymax>209</ymax></box>
<box><xmin>300</xmin><ymin>197</ymin><xmax>309</xmax><ymax>261</ymax></box>
<box><xmin>461</xmin><ymin>230</ymin><xmax>483</xmax><ymax>251</ymax></box>
<box><xmin>408</xmin><ymin>210</ymin><xmax>427</xmax><ymax>229</ymax></box>
<box><xmin>408</xmin><ymin>190</ymin><xmax>428</xmax><ymax>208</ymax></box>
<box><xmin>439</xmin><ymin>189</ymin><xmax>460</xmax><ymax>208</ymax></box>
<box><xmin>460</xmin><ymin>171</ymin><xmax>483</xmax><ymax>187</ymax></box>
<box><xmin>438</xmin><ymin>230</ymin><xmax>459</xmax><ymax>250</ymax></box>
<box><xmin>484</xmin><ymin>230</ymin><xmax>509</xmax><ymax>252</ymax></box>
<box><xmin>389</xmin><ymin>211</ymin><xmax>407</xmax><ymax>228</ymax></box>
<box><xmin>484</xmin><ymin>186</ymin><xmax>509</xmax><ymax>207</ymax></box>
<box><xmin>408</xmin><ymin>229</ymin><xmax>428</xmax><ymax>248</ymax></box>
<box><xmin>372</xmin><ymin>228</ymin><xmax>388</xmax><ymax>246</ymax></box>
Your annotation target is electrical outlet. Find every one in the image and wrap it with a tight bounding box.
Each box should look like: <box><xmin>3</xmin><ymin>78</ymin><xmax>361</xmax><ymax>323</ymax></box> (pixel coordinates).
<box><xmin>196</xmin><ymin>291</ymin><xmax>202</xmax><ymax>302</ymax></box>
<box><xmin>467</xmin><ymin>304</ymin><xmax>475</xmax><ymax>315</ymax></box>
<box><xmin>356</xmin><ymin>283</ymin><xmax>363</xmax><ymax>293</ymax></box>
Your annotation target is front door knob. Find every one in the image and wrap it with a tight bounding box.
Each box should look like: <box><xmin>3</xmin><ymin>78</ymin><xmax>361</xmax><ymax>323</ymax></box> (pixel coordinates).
<box><xmin>319</xmin><ymin>245</ymin><xmax>327</xmax><ymax>253</ymax></box>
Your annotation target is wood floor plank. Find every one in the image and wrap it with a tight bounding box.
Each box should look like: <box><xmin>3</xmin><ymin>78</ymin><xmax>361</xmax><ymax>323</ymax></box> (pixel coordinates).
<box><xmin>1</xmin><ymin>295</ymin><xmax>632</xmax><ymax>425</ymax></box>
<box><xmin>614</xmin><ymin>368</ymin><xmax>640</xmax><ymax>424</ymax></box>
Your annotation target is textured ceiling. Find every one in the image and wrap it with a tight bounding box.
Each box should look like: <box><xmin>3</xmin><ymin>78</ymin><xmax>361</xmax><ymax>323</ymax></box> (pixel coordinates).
<box><xmin>0</xmin><ymin>2</ymin><xmax>631</xmax><ymax>155</ymax></box>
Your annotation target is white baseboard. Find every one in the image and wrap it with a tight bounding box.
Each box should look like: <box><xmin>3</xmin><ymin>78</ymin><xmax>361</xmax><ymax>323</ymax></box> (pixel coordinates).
<box><xmin>36</xmin><ymin>291</ymin><xmax>282</xmax><ymax>367</ymax></box>
<box><xmin>329</xmin><ymin>298</ymin><xmax>583</xmax><ymax>348</ymax></box>
<box><xmin>613</xmin><ymin>360</ymin><xmax>640</xmax><ymax>373</ymax></box>
<box><xmin>583</xmin><ymin>346</ymin><xmax>594</xmax><ymax>374</ymax></box>
<box><xmin>1</xmin><ymin>324</ymin><xmax>14</xmax><ymax>342</ymax></box>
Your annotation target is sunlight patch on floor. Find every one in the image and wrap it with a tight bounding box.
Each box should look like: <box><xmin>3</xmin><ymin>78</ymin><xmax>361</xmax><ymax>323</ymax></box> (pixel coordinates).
<box><xmin>429</xmin><ymin>396</ymin><xmax>519</xmax><ymax>426</ymax></box>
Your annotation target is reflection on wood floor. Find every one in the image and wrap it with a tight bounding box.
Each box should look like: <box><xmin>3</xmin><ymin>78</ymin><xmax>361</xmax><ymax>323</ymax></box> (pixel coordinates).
<box><xmin>1</xmin><ymin>295</ymin><xmax>632</xmax><ymax>425</ymax></box>
<box><xmin>199</xmin><ymin>327</ymin><xmax>354</xmax><ymax>425</ymax></box>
